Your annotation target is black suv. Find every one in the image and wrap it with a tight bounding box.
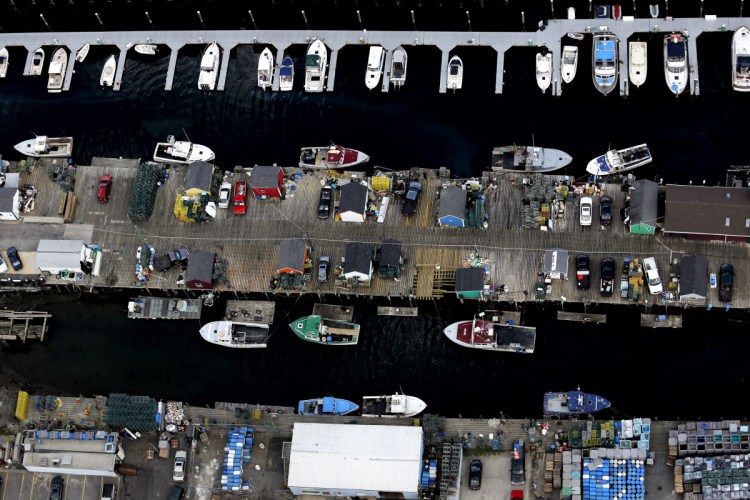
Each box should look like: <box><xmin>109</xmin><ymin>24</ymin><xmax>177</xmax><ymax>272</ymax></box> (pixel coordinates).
<box><xmin>576</xmin><ymin>255</ymin><xmax>591</xmax><ymax>290</ymax></box>
<box><xmin>599</xmin><ymin>196</ymin><xmax>612</xmax><ymax>225</ymax></box>
<box><xmin>719</xmin><ymin>264</ymin><xmax>734</xmax><ymax>302</ymax></box>
<box><xmin>49</xmin><ymin>476</ymin><xmax>64</xmax><ymax>500</ymax></box>
<box><xmin>469</xmin><ymin>459</ymin><xmax>483</xmax><ymax>490</ymax></box>
<box><xmin>318</xmin><ymin>187</ymin><xmax>332</xmax><ymax>219</ymax></box>
<box><xmin>511</xmin><ymin>439</ymin><xmax>526</xmax><ymax>485</ymax></box>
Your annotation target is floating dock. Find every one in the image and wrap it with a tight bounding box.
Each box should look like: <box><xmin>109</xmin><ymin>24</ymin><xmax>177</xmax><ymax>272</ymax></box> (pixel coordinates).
<box><xmin>224</xmin><ymin>300</ymin><xmax>275</xmax><ymax>324</ymax></box>
<box><xmin>557</xmin><ymin>311</ymin><xmax>608</xmax><ymax>324</ymax></box>
<box><xmin>0</xmin><ymin>311</ymin><xmax>51</xmax><ymax>342</ymax></box>
<box><xmin>377</xmin><ymin>306</ymin><xmax>418</xmax><ymax>317</ymax></box>
<box><xmin>127</xmin><ymin>297</ymin><xmax>202</xmax><ymax>320</ymax></box>
<box><xmin>640</xmin><ymin>314</ymin><xmax>683</xmax><ymax>328</ymax></box>
<box><xmin>312</xmin><ymin>304</ymin><xmax>354</xmax><ymax>322</ymax></box>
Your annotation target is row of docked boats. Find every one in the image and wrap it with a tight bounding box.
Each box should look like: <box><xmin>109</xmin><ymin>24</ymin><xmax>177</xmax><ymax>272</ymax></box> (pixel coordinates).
<box><xmin>299</xmin><ymin>393</ymin><xmax>427</xmax><ymax>418</ymax></box>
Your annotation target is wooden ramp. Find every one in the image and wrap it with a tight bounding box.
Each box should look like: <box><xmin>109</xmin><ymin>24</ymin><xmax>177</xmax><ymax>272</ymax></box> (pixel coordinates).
<box><xmin>377</xmin><ymin>306</ymin><xmax>418</xmax><ymax>317</ymax></box>
<box><xmin>557</xmin><ymin>311</ymin><xmax>607</xmax><ymax>324</ymax></box>
<box><xmin>224</xmin><ymin>301</ymin><xmax>276</xmax><ymax>324</ymax></box>
<box><xmin>641</xmin><ymin>314</ymin><xmax>683</xmax><ymax>328</ymax></box>
<box><xmin>312</xmin><ymin>304</ymin><xmax>354</xmax><ymax>322</ymax></box>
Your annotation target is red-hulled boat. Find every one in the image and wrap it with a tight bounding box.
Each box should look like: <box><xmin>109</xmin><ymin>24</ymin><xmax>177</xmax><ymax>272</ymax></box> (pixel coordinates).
<box><xmin>299</xmin><ymin>144</ymin><xmax>370</xmax><ymax>169</ymax></box>
<box><xmin>443</xmin><ymin>315</ymin><xmax>536</xmax><ymax>353</ymax></box>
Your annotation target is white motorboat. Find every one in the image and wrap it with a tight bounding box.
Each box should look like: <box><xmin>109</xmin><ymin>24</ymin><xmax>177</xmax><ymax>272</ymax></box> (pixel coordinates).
<box><xmin>586</xmin><ymin>144</ymin><xmax>653</xmax><ymax>176</ymax></box>
<box><xmin>361</xmin><ymin>393</ymin><xmax>427</xmax><ymax>418</ymax></box>
<box><xmin>443</xmin><ymin>317</ymin><xmax>536</xmax><ymax>353</ymax></box>
<box><xmin>664</xmin><ymin>33</ymin><xmax>688</xmax><ymax>96</ymax></box>
<box><xmin>567</xmin><ymin>7</ymin><xmax>576</xmax><ymax>19</ymax></box>
<box><xmin>29</xmin><ymin>47</ymin><xmax>45</xmax><ymax>76</ymax></box>
<box><xmin>567</xmin><ymin>32</ymin><xmax>585</xmax><ymax>41</ymax></box>
<box><xmin>536</xmin><ymin>53</ymin><xmax>552</xmax><ymax>93</ymax></box>
<box><xmin>491</xmin><ymin>145</ymin><xmax>573</xmax><ymax>173</ymax></box>
<box><xmin>100</xmin><ymin>54</ymin><xmax>116</xmax><ymax>87</ymax></box>
<box><xmin>198</xmin><ymin>42</ymin><xmax>220</xmax><ymax>92</ymax></box>
<box><xmin>0</xmin><ymin>47</ymin><xmax>8</xmax><ymax>78</ymax></box>
<box><xmin>389</xmin><ymin>46</ymin><xmax>407</xmax><ymax>89</ymax></box>
<box><xmin>649</xmin><ymin>4</ymin><xmax>659</xmax><ymax>18</ymax></box>
<box><xmin>47</xmin><ymin>47</ymin><xmax>67</xmax><ymax>93</ymax></box>
<box><xmin>561</xmin><ymin>46</ymin><xmax>578</xmax><ymax>84</ymax></box>
<box><xmin>299</xmin><ymin>144</ymin><xmax>370</xmax><ymax>169</ymax></box>
<box><xmin>732</xmin><ymin>26</ymin><xmax>750</xmax><ymax>92</ymax></box>
<box><xmin>279</xmin><ymin>56</ymin><xmax>294</xmax><ymax>91</ymax></box>
<box><xmin>75</xmin><ymin>43</ymin><xmax>89</xmax><ymax>63</ymax></box>
<box><xmin>629</xmin><ymin>41</ymin><xmax>648</xmax><ymax>88</ymax></box>
<box><xmin>446</xmin><ymin>55</ymin><xmax>463</xmax><ymax>91</ymax></box>
<box><xmin>14</xmin><ymin>136</ymin><xmax>74</xmax><ymax>158</ymax></box>
<box><xmin>257</xmin><ymin>47</ymin><xmax>274</xmax><ymax>91</ymax></box>
<box><xmin>134</xmin><ymin>44</ymin><xmax>157</xmax><ymax>55</ymax></box>
<box><xmin>365</xmin><ymin>45</ymin><xmax>385</xmax><ymax>90</ymax></box>
<box><xmin>153</xmin><ymin>135</ymin><xmax>215</xmax><ymax>164</ymax></box>
<box><xmin>304</xmin><ymin>39</ymin><xmax>327</xmax><ymax>93</ymax></box>
<box><xmin>199</xmin><ymin>320</ymin><xmax>269</xmax><ymax>349</ymax></box>
<box><xmin>592</xmin><ymin>33</ymin><xmax>618</xmax><ymax>95</ymax></box>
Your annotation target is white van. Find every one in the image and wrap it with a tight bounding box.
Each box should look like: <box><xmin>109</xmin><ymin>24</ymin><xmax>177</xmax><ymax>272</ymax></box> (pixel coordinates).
<box><xmin>642</xmin><ymin>257</ymin><xmax>663</xmax><ymax>295</ymax></box>
<box><xmin>579</xmin><ymin>197</ymin><xmax>593</xmax><ymax>226</ymax></box>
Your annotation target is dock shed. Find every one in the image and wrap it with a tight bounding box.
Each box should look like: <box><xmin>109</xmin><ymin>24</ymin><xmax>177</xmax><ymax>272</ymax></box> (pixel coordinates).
<box><xmin>0</xmin><ymin>173</ymin><xmax>20</xmax><ymax>221</ymax></box>
<box><xmin>21</xmin><ymin>429</ymin><xmax>119</xmax><ymax>477</ymax></box>
<box><xmin>185</xmin><ymin>250</ymin><xmax>214</xmax><ymax>289</ymax></box>
<box><xmin>184</xmin><ymin>161</ymin><xmax>214</xmax><ymax>196</ymax></box>
<box><xmin>628</xmin><ymin>179</ymin><xmax>659</xmax><ymax>235</ymax></box>
<box><xmin>377</xmin><ymin>239</ymin><xmax>402</xmax><ymax>279</ymax></box>
<box><xmin>250</xmin><ymin>165</ymin><xmax>284</xmax><ymax>198</ymax></box>
<box><xmin>288</xmin><ymin>423</ymin><xmax>423</xmax><ymax>499</ymax></box>
<box><xmin>437</xmin><ymin>186</ymin><xmax>467</xmax><ymax>227</ymax></box>
<box><xmin>664</xmin><ymin>185</ymin><xmax>750</xmax><ymax>242</ymax></box>
<box><xmin>678</xmin><ymin>254</ymin><xmax>709</xmax><ymax>303</ymax></box>
<box><xmin>456</xmin><ymin>267</ymin><xmax>487</xmax><ymax>299</ymax></box>
<box><xmin>338</xmin><ymin>182</ymin><xmax>368</xmax><ymax>223</ymax></box>
<box><xmin>343</xmin><ymin>242</ymin><xmax>373</xmax><ymax>286</ymax></box>
<box><xmin>276</xmin><ymin>239</ymin><xmax>309</xmax><ymax>275</ymax></box>
<box><xmin>543</xmin><ymin>248</ymin><xmax>569</xmax><ymax>280</ymax></box>
<box><xmin>36</xmin><ymin>239</ymin><xmax>85</xmax><ymax>274</ymax></box>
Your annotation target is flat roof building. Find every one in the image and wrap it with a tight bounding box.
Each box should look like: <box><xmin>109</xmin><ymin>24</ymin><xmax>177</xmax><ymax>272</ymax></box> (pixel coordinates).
<box><xmin>21</xmin><ymin>429</ymin><xmax>119</xmax><ymax>477</ymax></box>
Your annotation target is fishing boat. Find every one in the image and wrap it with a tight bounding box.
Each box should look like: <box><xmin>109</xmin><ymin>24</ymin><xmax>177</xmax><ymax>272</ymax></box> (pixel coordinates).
<box><xmin>279</xmin><ymin>56</ymin><xmax>294</xmax><ymax>91</ymax></box>
<box><xmin>153</xmin><ymin>135</ymin><xmax>215</xmax><ymax>164</ymax></box>
<box><xmin>199</xmin><ymin>320</ymin><xmax>269</xmax><ymax>348</ymax></box>
<box><xmin>649</xmin><ymin>3</ymin><xmax>659</xmax><ymax>18</ymax></box>
<box><xmin>47</xmin><ymin>47</ymin><xmax>67</xmax><ymax>93</ymax></box>
<box><xmin>732</xmin><ymin>26</ymin><xmax>750</xmax><ymax>92</ymax></box>
<box><xmin>390</xmin><ymin>46</ymin><xmax>407</xmax><ymax>88</ymax></box>
<box><xmin>198</xmin><ymin>42</ymin><xmax>220</xmax><ymax>92</ymax></box>
<box><xmin>289</xmin><ymin>315</ymin><xmax>360</xmax><ymax>346</ymax></box>
<box><xmin>446</xmin><ymin>55</ymin><xmax>463</xmax><ymax>91</ymax></box>
<box><xmin>298</xmin><ymin>397</ymin><xmax>359</xmax><ymax>416</ymax></box>
<box><xmin>544</xmin><ymin>389</ymin><xmax>611</xmax><ymax>416</ymax></box>
<box><xmin>629</xmin><ymin>41</ymin><xmax>648</xmax><ymax>88</ymax></box>
<box><xmin>14</xmin><ymin>136</ymin><xmax>74</xmax><ymax>158</ymax></box>
<box><xmin>592</xmin><ymin>33</ymin><xmax>618</xmax><ymax>95</ymax></box>
<box><xmin>134</xmin><ymin>44</ymin><xmax>157</xmax><ymax>55</ymax></box>
<box><xmin>299</xmin><ymin>144</ymin><xmax>370</xmax><ymax>169</ymax></box>
<box><xmin>443</xmin><ymin>316</ymin><xmax>536</xmax><ymax>353</ymax></box>
<box><xmin>536</xmin><ymin>53</ymin><xmax>552</xmax><ymax>93</ymax></box>
<box><xmin>613</xmin><ymin>3</ymin><xmax>622</xmax><ymax>20</ymax></box>
<box><xmin>304</xmin><ymin>39</ymin><xmax>327</xmax><ymax>93</ymax></box>
<box><xmin>0</xmin><ymin>47</ymin><xmax>8</xmax><ymax>78</ymax></box>
<box><xmin>75</xmin><ymin>43</ymin><xmax>89</xmax><ymax>63</ymax></box>
<box><xmin>365</xmin><ymin>45</ymin><xmax>385</xmax><ymax>90</ymax></box>
<box><xmin>100</xmin><ymin>54</ymin><xmax>116</xmax><ymax>87</ymax></box>
<box><xmin>491</xmin><ymin>145</ymin><xmax>572</xmax><ymax>173</ymax></box>
<box><xmin>586</xmin><ymin>144</ymin><xmax>653</xmax><ymax>176</ymax></box>
<box><xmin>664</xmin><ymin>33</ymin><xmax>688</xmax><ymax>96</ymax></box>
<box><xmin>561</xmin><ymin>46</ymin><xmax>578</xmax><ymax>84</ymax></box>
<box><xmin>361</xmin><ymin>393</ymin><xmax>427</xmax><ymax>418</ymax></box>
<box><xmin>29</xmin><ymin>47</ymin><xmax>45</xmax><ymax>76</ymax></box>
<box><xmin>257</xmin><ymin>47</ymin><xmax>274</xmax><ymax>91</ymax></box>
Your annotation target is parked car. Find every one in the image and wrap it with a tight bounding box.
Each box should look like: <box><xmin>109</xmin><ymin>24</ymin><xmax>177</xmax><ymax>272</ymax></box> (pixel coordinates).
<box><xmin>173</xmin><ymin>450</ymin><xmax>187</xmax><ymax>482</ymax></box>
<box><xmin>49</xmin><ymin>476</ymin><xmax>64</xmax><ymax>500</ymax></box>
<box><xmin>719</xmin><ymin>264</ymin><xmax>734</xmax><ymax>302</ymax></box>
<box><xmin>401</xmin><ymin>181</ymin><xmax>423</xmax><ymax>216</ymax></box>
<box><xmin>101</xmin><ymin>483</ymin><xmax>117</xmax><ymax>500</ymax></box>
<box><xmin>97</xmin><ymin>174</ymin><xmax>112</xmax><ymax>203</ymax></box>
<box><xmin>469</xmin><ymin>459</ymin><xmax>483</xmax><ymax>490</ymax></box>
<box><xmin>599</xmin><ymin>195</ymin><xmax>612</xmax><ymax>225</ymax></box>
<box><xmin>0</xmin><ymin>254</ymin><xmax>7</xmax><ymax>274</ymax></box>
<box><xmin>6</xmin><ymin>246</ymin><xmax>23</xmax><ymax>271</ymax></box>
<box><xmin>318</xmin><ymin>187</ymin><xmax>332</xmax><ymax>219</ymax></box>
<box><xmin>576</xmin><ymin>254</ymin><xmax>591</xmax><ymax>290</ymax></box>
<box><xmin>233</xmin><ymin>181</ymin><xmax>248</xmax><ymax>215</ymax></box>
<box><xmin>511</xmin><ymin>491</ymin><xmax>525</xmax><ymax>500</ymax></box>
<box><xmin>642</xmin><ymin>257</ymin><xmax>663</xmax><ymax>296</ymax></box>
<box><xmin>511</xmin><ymin>439</ymin><xmax>526</xmax><ymax>485</ymax></box>
<box><xmin>218</xmin><ymin>181</ymin><xmax>232</xmax><ymax>209</ymax></box>
<box><xmin>600</xmin><ymin>258</ymin><xmax>616</xmax><ymax>296</ymax></box>
<box><xmin>579</xmin><ymin>197</ymin><xmax>593</xmax><ymax>226</ymax></box>
<box><xmin>318</xmin><ymin>256</ymin><xmax>330</xmax><ymax>283</ymax></box>
<box><xmin>168</xmin><ymin>486</ymin><xmax>184</xmax><ymax>500</ymax></box>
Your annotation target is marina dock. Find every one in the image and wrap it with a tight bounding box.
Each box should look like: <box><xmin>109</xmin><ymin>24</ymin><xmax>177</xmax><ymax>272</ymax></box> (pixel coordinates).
<box><xmin>557</xmin><ymin>311</ymin><xmax>608</xmax><ymax>324</ymax></box>
<box><xmin>126</xmin><ymin>296</ymin><xmax>203</xmax><ymax>320</ymax></box>
<box><xmin>641</xmin><ymin>313</ymin><xmax>683</xmax><ymax>328</ymax></box>
<box><xmin>312</xmin><ymin>303</ymin><xmax>354</xmax><ymax>322</ymax></box>
<box><xmin>224</xmin><ymin>300</ymin><xmax>275</xmax><ymax>324</ymax></box>
<box><xmin>0</xmin><ymin>311</ymin><xmax>51</xmax><ymax>343</ymax></box>
<box><xmin>377</xmin><ymin>306</ymin><xmax>418</xmax><ymax>316</ymax></box>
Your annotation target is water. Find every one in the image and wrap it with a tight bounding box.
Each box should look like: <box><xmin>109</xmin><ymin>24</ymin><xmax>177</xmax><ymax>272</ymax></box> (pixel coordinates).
<box><xmin>1</xmin><ymin>0</ymin><xmax>749</xmax><ymax>419</ymax></box>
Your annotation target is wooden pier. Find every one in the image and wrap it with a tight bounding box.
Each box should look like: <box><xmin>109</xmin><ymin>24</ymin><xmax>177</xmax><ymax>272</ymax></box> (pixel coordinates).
<box><xmin>0</xmin><ymin>311</ymin><xmax>51</xmax><ymax>342</ymax></box>
<box><xmin>126</xmin><ymin>297</ymin><xmax>203</xmax><ymax>320</ymax></box>
<box><xmin>557</xmin><ymin>311</ymin><xmax>608</xmax><ymax>324</ymax></box>
<box><xmin>312</xmin><ymin>304</ymin><xmax>354</xmax><ymax>322</ymax></box>
<box><xmin>377</xmin><ymin>306</ymin><xmax>418</xmax><ymax>317</ymax></box>
<box><xmin>641</xmin><ymin>314</ymin><xmax>683</xmax><ymax>328</ymax></box>
<box><xmin>224</xmin><ymin>300</ymin><xmax>275</xmax><ymax>324</ymax></box>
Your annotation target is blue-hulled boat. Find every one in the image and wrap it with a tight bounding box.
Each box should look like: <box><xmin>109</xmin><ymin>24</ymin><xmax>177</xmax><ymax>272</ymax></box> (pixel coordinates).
<box><xmin>592</xmin><ymin>33</ymin><xmax>618</xmax><ymax>95</ymax></box>
<box><xmin>543</xmin><ymin>389</ymin><xmax>611</xmax><ymax>416</ymax></box>
<box><xmin>298</xmin><ymin>397</ymin><xmax>359</xmax><ymax>416</ymax></box>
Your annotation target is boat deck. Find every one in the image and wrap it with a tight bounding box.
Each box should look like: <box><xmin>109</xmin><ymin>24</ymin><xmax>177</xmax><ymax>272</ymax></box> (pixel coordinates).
<box><xmin>127</xmin><ymin>296</ymin><xmax>203</xmax><ymax>320</ymax></box>
<box><xmin>455</xmin><ymin>320</ymin><xmax>536</xmax><ymax>352</ymax></box>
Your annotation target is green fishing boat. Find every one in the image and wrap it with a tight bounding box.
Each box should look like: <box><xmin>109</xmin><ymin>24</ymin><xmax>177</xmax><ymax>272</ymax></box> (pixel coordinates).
<box><xmin>289</xmin><ymin>315</ymin><xmax>360</xmax><ymax>346</ymax></box>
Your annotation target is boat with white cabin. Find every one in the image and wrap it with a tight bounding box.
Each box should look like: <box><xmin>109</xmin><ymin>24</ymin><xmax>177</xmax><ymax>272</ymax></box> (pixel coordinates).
<box><xmin>586</xmin><ymin>144</ymin><xmax>653</xmax><ymax>176</ymax></box>
<box><xmin>298</xmin><ymin>397</ymin><xmax>359</xmax><ymax>416</ymax></box>
<box><xmin>536</xmin><ymin>53</ymin><xmax>552</xmax><ymax>93</ymax></box>
<box><xmin>365</xmin><ymin>45</ymin><xmax>385</xmax><ymax>90</ymax></box>
<box><xmin>257</xmin><ymin>47</ymin><xmax>274</xmax><ymax>91</ymax></box>
<box><xmin>592</xmin><ymin>33</ymin><xmax>618</xmax><ymax>95</ymax></box>
<box><xmin>14</xmin><ymin>136</ymin><xmax>74</xmax><ymax>158</ymax></box>
<box><xmin>100</xmin><ymin>54</ymin><xmax>116</xmax><ymax>87</ymax></box>
<box><xmin>649</xmin><ymin>4</ymin><xmax>659</xmax><ymax>18</ymax></box>
<box><xmin>75</xmin><ymin>43</ymin><xmax>89</xmax><ymax>63</ymax></box>
<box><xmin>491</xmin><ymin>145</ymin><xmax>573</xmax><ymax>173</ymax></box>
<box><xmin>732</xmin><ymin>26</ymin><xmax>750</xmax><ymax>92</ymax></box>
<box><xmin>561</xmin><ymin>46</ymin><xmax>578</xmax><ymax>84</ymax></box>
<box><xmin>299</xmin><ymin>144</ymin><xmax>369</xmax><ymax>170</ymax></box>
<box><xmin>279</xmin><ymin>56</ymin><xmax>294</xmax><ymax>91</ymax></box>
<box><xmin>47</xmin><ymin>47</ymin><xmax>67</xmax><ymax>93</ymax></box>
<box><xmin>153</xmin><ymin>135</ymin><xmax>215</xmax><ymax>164</ymax></box>
<box><xmin>29</xmin><ymin>47</ymin><xmax>44</xmax><ymax>76</ymax></box>
<box><xmin>0</xmin><ymin>47</ymin><xmax>8</xmax><ymax>78</ymax></box>
<box><xmin>361</xmin><ymin>393</ymin><xmax>426</xmax><ymax>418</ymax></box>
<box><xmin>198</xmin><ymin>42</ymin><xmax>220</xmax><ymax>92</ymax></box>
<box><xmin>304</xmin><ymin>39</ymin><xmax>327</xmax><ymax>92</ymax></box>
<box><xmin>629</xmin><ymin>41</ymin><xmax>648</xmax><ymax>88</ymax></box>
<box><xmin>199</xmin><ymin>320</ymin><xmax>269</xmax><ymax>349</ymax></box>
<box><xmin>443</xmin><ymin>316</ymin><xmax>536</xmax><ymax>353</ymax></box>
<box><xmin>664</xmin><ymin>33</ymin><xmax>688</xmax><ymax>96</ymax></box>
<box><xmin>134</xmin><ymin>44</ymin><xmax>157</xmax><ymax>55</ymax></box>
<box><xmin>390</xmin><ymin>46</ymin><xmax>407</xmax><ymax>88</ymax></box>
<box><xmin>446</xmin><ymin>55</ymin><xmax>463</xmax><ymax>91</ymax></box>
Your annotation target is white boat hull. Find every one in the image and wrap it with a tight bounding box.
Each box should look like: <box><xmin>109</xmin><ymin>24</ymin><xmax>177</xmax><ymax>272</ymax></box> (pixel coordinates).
<box><xmin>446</xmin><ymin>55</ymin><xmax>463</xmax><ymax>91</ymax></box>
<box><xmin>629</xmin><ymin>42</ymin><xmax>648</xmax><ymax>88</ymax></box>
<box><xmin>14</xmin><ymin>136</ymin><xmax>74</xmax><ymax>158</ymax></box>
<box><xmin>75</xmin><ymin>43</ymin><xmax>90</xmax><ymax>63</ymax></box>
<box><xmin>279</xmin><ymin>56</ymin><xmax>294</xmax><ymax>92</ymax></box>
<box><xmin>390</xmin><ymin>46</ymin><xmax>407</xmax><ymax>88</ymax></box>
<box><xmin>47</xmin><ymin>47</ymin><xmax>67</xmax><ymax>93</ymax></box>
<box><xmin>561</xmin><ymin>46</ymin><xmax>578</xmax><ymax>84</ymax></box>
<box><xmin>592</xmin><ymin>33</ymin><xmax>619</xmax><ymax>95</ymax></box>
<box><xmin>361</xmin><ymin>395</ymin><xmax>427</xmax><ymax>418</ymax></box>
<box><xmin>257</xmin><ymin>47</ymin><xmax>274</xmax><ymax>91</ymax></box>
<box><xmin>733</xmin><ymin>26</ymin><xmax>750</xmax><ymax>92</ymax></box>
<box><xmin>664</xmin><ymin>34</ymin><xmax>688</xmax><ymax>96</ymax></box>
<box><xmin>134</xmin><ymin>44</ymin><xmax>157</xmax><ymax>55</ymax></box>
<box><xmin>536</xmin><ymin>53</ymin><xmax>552</xmax><ymax>92</ymax></box>
<box><xmin>0</xmin><ymin>47</ymin><xmax>8</xmax><ymax>79</ymax></box>
<box><xmin>153</xmin><ymin>140</ymin><xmax>215</xmax><ymax>164</ymax></box>
<box><xmin>586</xmin><ymin>144</ymin><xmax>653</xmax><ymax>176</ymax></box>
<box><xmin>29</xmin><ymin>48</ymin><xmax>45</xmax><ymax>76</ymax></box>
<box><xmin>198</xmin><ymin>42</ymin><xmax>220</xmax><ymax>91</ymax></box>
<box><xmin>365</xmin><ymin>46</ymin><xmax>385</xmax><ymax>90</ymax></box>
<box><xmin>100</xmin><ymin>55</ymin><xmax>117</xmax><ymax>87</ymax></box>
<box><xmin>199</xmin><ymin>320</ymin><xmax>268</xmax><ymax>349</ymax></box>
<box><xmin>304</xmin><ymin>39</ymin><xmax>327</xmax><ymax>93</ymax></box>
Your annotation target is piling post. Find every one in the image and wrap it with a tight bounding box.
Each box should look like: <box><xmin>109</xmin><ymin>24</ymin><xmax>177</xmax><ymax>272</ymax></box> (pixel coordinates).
<box><xmin>438</xmin><ymin>49</ymin><xmax>449</xmax><ymax>93</ymax></box>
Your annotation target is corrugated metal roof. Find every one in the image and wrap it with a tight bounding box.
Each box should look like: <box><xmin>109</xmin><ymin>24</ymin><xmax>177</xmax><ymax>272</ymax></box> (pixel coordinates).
<box><xmin>38</xmin><ymin>239</ymin><xmax>85</xmax><ymax>253</ymax></box>
<box><xmin>629</xmin><ymin>179</ymin><xmax>659</xmax><ymax>228</ymax></box>
<box><xmin>438</xmin><ymin>186</ymin><xmax>467</xmax><ymax>220</ymax></box>
<box><xmin>288</xmin><ymin>423</ymin><xmax>422</xmax><ymax>493</ymax></box>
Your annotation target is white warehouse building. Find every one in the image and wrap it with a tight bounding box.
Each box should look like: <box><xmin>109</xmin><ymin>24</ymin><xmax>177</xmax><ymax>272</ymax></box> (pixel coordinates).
<box><xmin>287</xmin><ymin>423</ymin><xmax>423</xmax><ymax>498</ymax></box>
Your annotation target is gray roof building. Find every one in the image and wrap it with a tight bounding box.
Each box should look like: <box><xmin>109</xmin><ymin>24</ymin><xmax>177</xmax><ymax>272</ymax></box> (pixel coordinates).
<box><xmin>186</xmin><ymin>250</ymin><xmax>214</xmax><ymax>289</ymax></box>
<box><xmin>339</xmin><ymin>182</ymin><xmax>369</xmax><ymax>219</ymax></box>
<box><xmin>344</xmin><ymin>242</ymin><xmax>373</xmax><ymax>276</ymax></box>
<box><xmin>456</xmin><ymin>267</ymin><xmax>486</xmax><ymax>292</ymax></box>
<box><xmin>277</xmin><ymin>239</ymin><xmax>307</xmax><ymax>274</ymax></box>
<box><xmin>628</xmin><ymin>179</ymin><xmax>659</xmax><ymax>230</ymax></box>
<box><xmin>0</xmin><ymin>188</ymin><xmax>16</xmax><ymax>212</ymax></box>
<box><xmin>185</xmin><ymin>161</ymin><xmax>214</xmax><ymax>193</ymax></box>
<box><xmin>664</xmin><ymin>185</ymin><xmax>750</xmax><ymax>239</ymax></box>
<box><xmin>543</xmin><ymin>248</ymin><xmax>569</xmax><ymax>279</ymax></box>
<box><xmin>679</xmin><ymin>254</ymin><xmax>709</xmax><ymax>302</ymax></box>
<box><xmin>437</xmin><ymin>186</ymin><xmax>467</xmax><ymax>226</ymax></box>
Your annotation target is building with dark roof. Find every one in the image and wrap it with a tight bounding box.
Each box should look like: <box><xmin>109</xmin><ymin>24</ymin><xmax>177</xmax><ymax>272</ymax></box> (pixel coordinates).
<box><xmin>664</xmin><ymin>185</ymin><xmax>750</xmax><ymax>242</ymax></box>
<box><xmin>678</xmin><ymin>254</ymin><xmax>709</xmax><ymax>303</ymax></box>
<box><xmin>437</xmin><ymin>186</ymin><xmax>467</xmax><ymax>227</ymax></box>
<box><xmin>628</xmin><ymin>179</ymin><xmax>659</xmax><ymax>235</ymax></box>
<box><xmin>542</xmin><ymin>248</ymin><xmax>568</xmax><ymax>280</ymax></box>
<box><xmin>456</xmin><ymin>267</ymin><xmax>486</xmax><ymax>299</ymax></box>
<box><xmin>0</xmin><ymin>173</ymin><xmax>20</xmax><ymax>221</ymax></box>
<box><xmin>339</xmin><ymin>182</ymin><xmax>369</xmax><ymax>223</ymax></box>
<box><xmin>186</xmin><ymin>250</ymin><xmax>214</xmax><ymax>289</ymax></box>
<box><xmin>276</xmin><ymin>239</ymin><xmax>309</xmax><ymax>275</ymax></box>
<box><xmin>378</xmin><ymin>239</ymin><xmax>402</xmax><ymax>279</ymax></box>
<box><xmin>343</xmin><ymin>242</ymin><xmax>373</xmax><ymax>286</ymax></box>
<box><xmin>250</xmin><ymin>165</ymin><xmax>284</xmax><ymax>198</ymax></box>
<box><xmin>184</xmin><ymin>161</ymin><xmax>214</xmax><ymax>196</ymax></box>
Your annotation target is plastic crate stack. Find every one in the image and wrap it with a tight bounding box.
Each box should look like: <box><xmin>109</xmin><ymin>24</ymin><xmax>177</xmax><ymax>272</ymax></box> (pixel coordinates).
<box><xmin>582</xmin><ymin>449</ymin><xmax>645</xmax><ymax>500</ymax></box>
<box><xmin>616</xmin><ymin>418</ymin><xmax>651</xmax><ymax>451</ymax></box>
<box><xmin>221</xmin><ymin>427</ymin><xmax>254</xmax><ymax>492</ymax></box>
<box><xmin>680</xmin><ymin>454</ymin><xmax>750</xmax><ymax>499</ymax></box>
<box><xmin>561</xmin><ymin>449</ymin><xmax>582</xmax><ymax>499</ymax></box>
<box><xmin>421</xmin><ymin>459</ymin><xmax>437</xmax><ymax>489</ymax></box>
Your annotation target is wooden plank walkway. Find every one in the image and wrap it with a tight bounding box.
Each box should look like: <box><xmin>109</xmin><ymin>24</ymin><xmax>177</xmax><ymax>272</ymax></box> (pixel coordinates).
<box><xmin>377</xmin><ymin>306</ymin><xmax>418</xmax><ymax>316</ymax></box>
<box><xmin>312</xmin><ymin>304</ymin><xmax>354</xmax><ymax>321</ymax></box>
<box><xmin>224</xmin><ymin>301</ymin><xmax>275</xmax><ymax>324</ymax></box>
<box><xmin>557</xmin><ymin>311</ymin><xmax>608</xmax><ymax>324</ymax></box>
<box><xmin>641</xmin><ymin>314</ymin><xmax>683</xmax><ymax>328</ymax></box>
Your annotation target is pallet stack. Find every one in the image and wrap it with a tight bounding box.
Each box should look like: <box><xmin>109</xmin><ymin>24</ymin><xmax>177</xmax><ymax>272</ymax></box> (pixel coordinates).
<box><xmin>554</xmin><ymin>449</ymin><xmax>563</xmax><ymax>490</ymax></box>
<box><xmin>544</xmin><ymin>452</ymin><xmax>555</xmax><ymax>494</ymax></box>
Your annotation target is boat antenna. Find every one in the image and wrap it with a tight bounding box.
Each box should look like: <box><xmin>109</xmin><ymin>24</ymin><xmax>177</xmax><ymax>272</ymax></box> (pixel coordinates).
<box><xmin>532</xmin><ymin>133</ymin><xmax>535</xmax><ymax>147</ymax></box>
<box><xmin>31</xmin><ymin>130</ymin><xmax>38</xmax><ymax>137</ymax></box>
<box><xmin>182</xmin><ymin>128</ymin><xmax>192</xmax><ymax>143</ymax></box>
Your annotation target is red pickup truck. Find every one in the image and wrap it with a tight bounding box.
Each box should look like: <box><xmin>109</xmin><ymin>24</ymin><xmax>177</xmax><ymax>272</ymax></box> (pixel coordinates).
<box><xmin>233</xmin><ymin>181</ymin><xmax>247</xmax><ymax>215</ymax></box>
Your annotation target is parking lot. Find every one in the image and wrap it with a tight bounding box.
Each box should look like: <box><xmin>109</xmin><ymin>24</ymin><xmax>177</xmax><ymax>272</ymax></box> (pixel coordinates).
<box><xmin>0</xmin><ymin>470</ymin><xmax>120</xmax><ymax>500</ymax></box>
<box><xmin>460</xmin><ymin>452</ymin><xmax>528</xmax><ymax>499</ymax></box>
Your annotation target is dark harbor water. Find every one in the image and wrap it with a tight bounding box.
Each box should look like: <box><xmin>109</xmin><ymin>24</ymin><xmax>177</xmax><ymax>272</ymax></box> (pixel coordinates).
<box><xmin>1</xmin><ymin>0</ymin><xmax>749</xmax><ymax>419</ymax></box>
